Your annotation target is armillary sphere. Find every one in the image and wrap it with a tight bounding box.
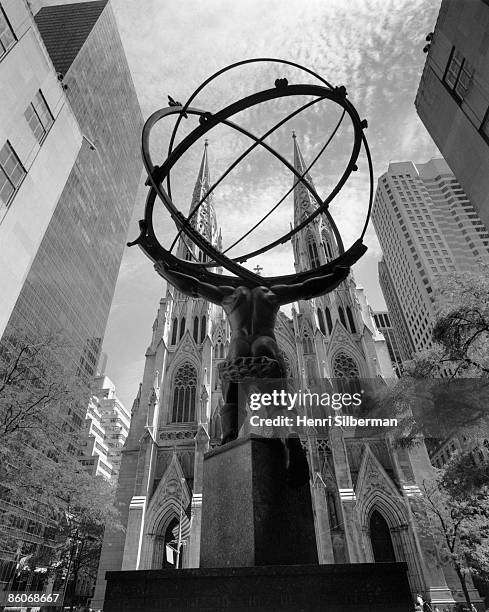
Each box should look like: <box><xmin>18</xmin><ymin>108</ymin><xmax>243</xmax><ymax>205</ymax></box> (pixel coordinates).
<box><xmin>128</xmin><ymin>58</ymin><xmax>374</xmax><ymax>286</ymax></box>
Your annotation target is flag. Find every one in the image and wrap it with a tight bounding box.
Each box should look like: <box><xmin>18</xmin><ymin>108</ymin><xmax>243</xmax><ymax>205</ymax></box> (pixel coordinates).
<box><xmin>165</xmin><ymin>545</ymin><xmax>174</xmax><ymax>564</ymax></box>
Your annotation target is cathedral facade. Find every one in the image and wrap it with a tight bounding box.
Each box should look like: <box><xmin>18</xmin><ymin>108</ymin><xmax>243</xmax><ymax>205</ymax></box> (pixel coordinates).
<box><xmin>93</xmin><ymin>139</ymin><xmax>474</xmax><ymax>610</ymax></box>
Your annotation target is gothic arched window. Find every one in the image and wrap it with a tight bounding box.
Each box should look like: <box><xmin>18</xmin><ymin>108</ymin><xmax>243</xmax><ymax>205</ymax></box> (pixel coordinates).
<box><xmin>346</xmin><ymin>307</ymin><xmax>357</xmax><ymax>334</ymax></box>
<box><xmin>322</xmin><ymin>240</ymin><xmax>332</xmax><ymax>261</ymax></box>
<box><xmin>200</xmin><ymin>316</ymin><xmax>206</xmax><ymax>343</ymax></box>
<box><xmin>307</xmin><ymin>358</ymin><xmax>317</xmax><ymax>387</ymax></box>
<box><xmin>327</xmin><ymin>491</ymin><xmax>339</xmax><ymax>529</ymax></box>
<box><xmin>332</xmin><ymin>352</ymin><xmax>360</xmax><ymax>396</ymax></box>
<box><xmin>338</xmin><ymin>307</ymin><xmax>347</xmax><ymax>328</ymax></box>
<box><xmin>333</xmin><ymin>352</ymin><xmax>359</xmax><ymax>379</ymax></box>
<box><xmin>302</xmin><ymin>331</ymin><xmax>313</xmax><ymax>354</ymax></box>
<box><xmin>306</xmin><ymin>234</ymin><xmax>320</xmax><ymax>269</ymax></box>
<box><xmin>317</xmin><ymin>308</ymin><xmax>326</xmax><ymax>335</ymax></box>
<box><xmin>179</xmin><ymin>317</ymin><xmax>186</xmax><ymax>340</ymax></box>
<box><xmin>193</xmin><ymin>317</ymin><xmax>199</xmax><ymax>342</ymax></box>
<box><xmin>325</xmin><ymin>307</ymin><xmax>333</xmax><ymax>334</ymax></box>
<box><xmin>171</xmin><ymin>319</ymin><xmax>178</xmax><ymax>345</ymax></box>
<box><xmin>171</xmin><ymin>363</ymin><xmax>197</xmax><ymax>423</ymax></box>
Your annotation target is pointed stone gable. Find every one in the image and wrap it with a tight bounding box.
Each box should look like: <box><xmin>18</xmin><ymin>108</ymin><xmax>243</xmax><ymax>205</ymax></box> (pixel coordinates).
<box><xmin>147</xmin><ymin>453</ymin><xmax>191</xmax><ymax>512</ymax></box>
<box><xmin>327</xmin><ymin>319</ymin><xmax>362</xmax><ymax>360</ymax></box>
<box><xmin>355</xmin><ymin>444</ymin><xmax>406</xmax><ymax>527</ymax></box>
<box><xmin>173</xmin><ymin>328</ymin><xmax>199</xmax><ymax>359</ymax></box>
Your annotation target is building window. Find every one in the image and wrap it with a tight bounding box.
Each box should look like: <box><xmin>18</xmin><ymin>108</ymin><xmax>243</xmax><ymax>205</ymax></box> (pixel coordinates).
<box><xmin>200</xmin><ymin>315</ymin><xmax>206</xmax><ymax>343</ymax></box>
<box><xmin>24</xmin><ymin>90</ymin><xmax>54</xmax><ymax>144</ymax></box>
<box><xmin>306</xmin><ymin>233</ymin><xmax>320</xmax><ymax>269</ymax></box>
<box><xmin>171</xmin><ymin>318</ymin><xmax>178</xmax><ymax>345</ymax></box>
<box><xmin>215</xmin><ymin>340</ymin><xmax>224</xmax><ymax>359</ymax></box>
<box><xmin>0</xmin><ymin>4</ymin><xmax>16</xmax><ymax>58</ymax></box>
<box><xmin>338</xmin><ymin>306</ymin><xmax>347</xmax><ymax>329</ymax></box>
<box><xmin>0</xmin><ymin>141</ymin><xmax>26</xmax><ymax>207</ymax></box>
<box><xmin>317</xmin><ymin>308</ymin><xmax>326</xmax><ymax>335</ymax></box>
<box><xmin>346</xmin><ymin>306</ymin><xmax>356</xmax><ymax>334</ymax></box>
<box><xmin>302</xmin><ymin>330</ymin><xmax>313</xmax><ymax>354</ymax></box>
<box><xmin>179</xmin><ymin>317</ymin><xmax>185</xmax><ymax>340</ymax></box>
<box><xmin>332</xmin><ymin>352</ymin><xmax>359</xmax><ymax>379</ymax></box>
<box><xmin>193</xmin><ymin>316</ymin><xmax>199</xmax><ymax>342</ymax></box>
<box><xmin>325</xmin><ymin>307</ymin><xmax>333</xmax><ymax>334</ymax></box>
<box><xmin>332</xmin><ymin>351</ymin><xmax>361</xmax><ymax>395</ymax></box>
<box><xmin>171</xmin><ymin>363</ymin><xmax>197</xmax><ymax>423</ymax></box>
<box><xmin>327</xmin><ymin>491</ymin><xmax>339</xmax><ymax>529</ymax></box>
<box><xmin>443</xmin><ymin>47</ymin><xmax>472</xmax><ymax>101</ymax></box>
<box><xmin>322</xmin><ymin>230</ymin><xmax>333</xmax><ymax>260</ymax></box>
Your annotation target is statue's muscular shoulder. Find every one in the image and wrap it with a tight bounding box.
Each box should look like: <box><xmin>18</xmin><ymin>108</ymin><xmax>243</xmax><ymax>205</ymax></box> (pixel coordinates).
<box><xmin>221</xmin><ymin>286</ymin><xmax>250</xmax><ymax>310</ymax></box>
<box><xmin>251</xmin><ymin>286</ymin><xmax>279</xmax><ymax>304</ymax></box>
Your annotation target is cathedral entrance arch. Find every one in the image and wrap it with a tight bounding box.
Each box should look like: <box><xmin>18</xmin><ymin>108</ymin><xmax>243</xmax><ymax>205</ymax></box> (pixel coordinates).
<box><xmin>161</xmin><ymin>517</ymin><xmax>184</xmax><ymax>568</ymax></box>
<box><xmin>369</xmin><ymin>509</ymin><xmax>395</xmax><ymax>562</ymax></box>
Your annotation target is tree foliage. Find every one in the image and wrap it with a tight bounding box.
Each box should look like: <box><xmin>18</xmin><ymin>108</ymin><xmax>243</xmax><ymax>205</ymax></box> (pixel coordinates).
<box><xmin>0</xmin><ymin>329</ymin><xmax>120</xmax><ymax>557</ymax></box>
<box><xmin>412</xmin><ymin>462</ymin><xmax>489</xmax><ymax>607</ymax></box>
<box><xmin>380</xmin><ymin>267</ymin><xmax>489</xmax><ymax>605</ymax></box>
<box><xmin>379</xmin><ymin>266</ymin><xmax>489</xmax><ymax>448</ymax></box>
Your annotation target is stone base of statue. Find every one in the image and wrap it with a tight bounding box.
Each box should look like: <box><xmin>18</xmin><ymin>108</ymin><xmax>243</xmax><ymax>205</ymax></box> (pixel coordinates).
<box><xmin>103</xmin><ymin>436</ymin><xmax>413</xmax><ymax>611</ymax></box>
<box><xmin>103</xmin><ymin>563</ymin><xmax>413</xmax><ymax>611</ymax></box>
<box><xmin>200</xmin><ymin>436</ymin><xmax>317</xmax><ymax>567</ymax></box>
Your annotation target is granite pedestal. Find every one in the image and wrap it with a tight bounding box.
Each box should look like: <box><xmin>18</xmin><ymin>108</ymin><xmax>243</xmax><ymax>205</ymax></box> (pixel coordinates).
<box><xmin>104</xmin><ymin>562</ymin><xmax>413</xmax><ymax>611</ymax></box>
<box><xmin>200</xmin><ymin>436</ymin><xmax>318</xmax><ymax>567</ymax></box>
<box><xmin>103</xmin><ymin>436</ymin><xmax>413</xmax><ymax>611</ymax></box>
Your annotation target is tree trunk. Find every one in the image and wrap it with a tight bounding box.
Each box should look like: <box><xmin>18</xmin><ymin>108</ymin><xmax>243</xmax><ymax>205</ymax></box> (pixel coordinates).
<box><xmin>455</xmin><ymin>564</ymin><xmax>472</xmax><ymax>608</ymax></box>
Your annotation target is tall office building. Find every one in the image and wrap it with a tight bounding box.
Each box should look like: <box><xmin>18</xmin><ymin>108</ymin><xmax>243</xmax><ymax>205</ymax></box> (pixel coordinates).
<box><xmin>415</xmin><ymin>0</ymin><xmax>489</xmax><ymax>232</ymax></box>
<box><xmin>80</xmin><ymin>374</ymin><xmax>131</xmax><ymax>483</ymax></box>
<box><xmin>377</xmin><ymin>260</ymin><xmax>415</xmax><ymax>362</ymax></box>
<box><xmin>92</xmin><ymin>140</ymin><xmax>478</xmax><ymax>612</ymax></box>
<box><xmin>372</xmin><ymin>158</ymin><xmax>489</xmax><ymax>356</ymax></box>
<box><xmin>1</xmin><ymin>0</ymin><xmax>143</xmax><ymax>382</ymax></box>
<box><xmin>0</xmin><ymin>0</ymin><xmax>142</xmax><ymax>591</ymax></box>
<box><xmin>372</xmin><ymin>311</ymin><xmax>404</xmax><ymax>377</ymax></box>
<box><xmin>0</xmin><ymin>0</ymin><xmax>82</xmax><ymax>338</ymax></box>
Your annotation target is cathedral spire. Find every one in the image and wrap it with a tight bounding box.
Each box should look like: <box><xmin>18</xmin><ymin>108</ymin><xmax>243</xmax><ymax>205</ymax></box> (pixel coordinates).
<box><xmin>292</xmin><ymin>133</ymin><xmax>317</xmax><ymax>227</ymax></box>
<box><xmin>178</xmin><ymin>141</ymin><xmax>218</xmax><ymax>260</ymax></box>
<box><xmin>190</xmin><ymin>139</ymin><xmax>211</xmax><ymax>212</ymax></box>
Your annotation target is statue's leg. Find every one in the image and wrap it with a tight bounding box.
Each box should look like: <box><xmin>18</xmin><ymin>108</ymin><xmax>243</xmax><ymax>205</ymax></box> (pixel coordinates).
<box><xmin>218</xmin><ymin>337</ymin><xmax>251</xmax><ymax>445</ymax></box>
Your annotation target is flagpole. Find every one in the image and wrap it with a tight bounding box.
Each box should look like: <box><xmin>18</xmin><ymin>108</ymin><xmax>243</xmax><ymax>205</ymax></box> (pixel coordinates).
<box><xmin>175</xmin><ymin>478</ymin><xmax>185</xmax><ymax>569</ymax></box>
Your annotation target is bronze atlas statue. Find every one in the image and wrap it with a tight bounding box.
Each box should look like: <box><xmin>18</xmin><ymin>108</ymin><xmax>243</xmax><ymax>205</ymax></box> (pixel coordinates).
<box><xmin>128</xmin><ymin>58</ymin><xmax>373</xmax><ymax>487</ymax></box>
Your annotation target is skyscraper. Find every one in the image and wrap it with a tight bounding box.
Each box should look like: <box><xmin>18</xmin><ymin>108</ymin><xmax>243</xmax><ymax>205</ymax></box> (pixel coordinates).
<box><xmin>0</xmin><ymin>0</ymin><xmax>142</xmax><ymax>591</ymax></box>
<box><xmin>92</xmin><ymin>140</ymin><xmax>470</xmax><ymax>611</ymax></box>
<box><xmin>372</xmin><ymin>311</ymin><xmax>404</xmax><ymax>377</ymax></box>
<box><xmin>80</xmin><ymin>374</ymin><xmax>131</xmax><ymax>483</ymax></box>
<box><xmin>372</xmin><ymin>158</ymin><xmax>489</xmax><ymax>355</ymax></box>
<box><xmin>415</xmin><ymin>0</ymin><xmax>489</xmax><ymax>232</ymax></box>
<box><xmin>0</xmin><ymin>0</ymin><xmax>82</xmax><ymax>338</ymax></box>
<box><xmin>1</xmin><ymin>0</ymin><xmax>143</xmax><ymax>382</ymax></box>
<box><xmin>377</xmin><ymin>260</ymin><xmax>415</xmax><ymax>362</ymax></box>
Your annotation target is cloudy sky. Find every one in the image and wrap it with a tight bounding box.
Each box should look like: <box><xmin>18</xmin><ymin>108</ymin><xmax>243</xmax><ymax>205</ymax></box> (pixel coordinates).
<box><xmin>100</xmin><ymin>0</ymin><xmax>441</xmax><ymax>410</ymax></box>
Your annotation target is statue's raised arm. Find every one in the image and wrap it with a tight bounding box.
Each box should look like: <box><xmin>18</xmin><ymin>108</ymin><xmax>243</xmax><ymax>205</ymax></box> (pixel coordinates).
<box><xmin>271</xmin><ymin>239</ymin><xmax>367</xmax><ymax>306</ymax></box>
<box><xmin>154</xmin><ymin>260</ymin><xmax>234</xmax><ymax>305</ymax></box>
<box><xmin>272</xmin><ymin>266</ymin><xmax>348</xmax><ymax>305</ymax></box>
